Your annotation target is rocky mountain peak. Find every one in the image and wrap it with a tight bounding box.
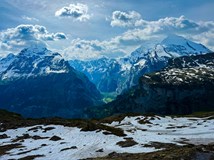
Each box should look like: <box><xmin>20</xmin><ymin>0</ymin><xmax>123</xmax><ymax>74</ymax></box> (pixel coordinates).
<box><xmin>70</xmin><ymin>35</ymin><xmax>212</xmax><ymax>94</ymax></box>
<box><xmin>0</xmin><ymin>47</ymin><xmax>69</xmax><ymax>81</ymax></box>
<box><xmin>0</xmin><ymin>47</ymin><xmax>102</xmax><ymax>118</ymax></box>
<box><xmin>22</xmin><ymin>43</ymin><xmax>47</xmax><ymax>55</ymax></box>
<box><xmin>161</xmin><ymin>34</ymin><xmax>189</xmax><ymax>45</ymax></box>
<box><xmin>160</xmin><ymin>34</ymin><xmax>211</xmax><ymax>56</ymax></box>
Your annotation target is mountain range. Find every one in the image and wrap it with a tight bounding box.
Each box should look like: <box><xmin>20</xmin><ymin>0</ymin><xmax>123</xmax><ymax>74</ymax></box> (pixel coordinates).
<box><xmin>87</xmin><ymin>52</ymin><xmax>214</xmax><ymax>118</ymax></box>
<box><xmin>0</xmin><ymin>35</ymin><xmax>213</xmax><ymax>119</ymax></box>
<box><xmin>0</xmin><ymin>45</ymin><xmax>102</xmax><ymax>118</ymax></box>
<box><xmin>69</xmin><ymin>35</ymin><xmax>211</xmax><ymax>94</ymax></box>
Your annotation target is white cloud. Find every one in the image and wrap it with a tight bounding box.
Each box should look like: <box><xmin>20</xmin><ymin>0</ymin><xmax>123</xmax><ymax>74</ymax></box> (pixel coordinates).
<box><xmin>190</xmin><ymin>30</ymin><xmax>214</xmax><ymax>50</ymax></box>
<box><xmin>110</xmin><ymin>14</ymin><xmax>214</xmax><ymax>49</ymax></box>
<box><xmin>111</xmin><ymin>13</ymin><xmax>214</xmax><ymax>36</ymax></box>
<box><xmin>22</xmin><ymin>15</ymin><xmax>39</xmax><ymax>22</ymax></box>
<box><xmin>134</xmin><ymin>16</ymin><xmax>212</xmax><ymax>34</ymax></box>
<box><xmin>42</xmin><ymin>32</ymin><xmax>67</xmax><ymax>41</ymax></box>
<box><xmin>64</xmin><ymin>15</ymin><xmax>214</xmax><ymax>60</ymax></box>
<box><xmin>1</xmin><ymin>15</ymin><xmax>213</xmax><ymax>59</ymax></box>
<box><xmin>110</xmin><ymin>11</ymin><xmax>214</xmax><ymax>50</ymax></box>
<box><xmin>63</xmin><ymin>38</ymin><xmax>126</xmax><ymax>60</ymax></box>
<box><xmin>0</xmin><ymin>24</ymin><xmax>67</xmax><ymax>53</ymax></box>
<box><xmin>110</xmin><ymin>11</ymin><xmax>214</xmax><ymax>34</ymax></box>
<box><xmin>111</xmin><ymin>11</ymin><xmax>142</xmax><ymax>27</ymax></box>
<box><xmin>64</xmin><ymin>39</ymin><xmax>102</xmax><ymax>60</ymax></box>
<box><xmin>55</xmin><ymin>3</ymin><xmax>90</xmax><ymax>22</ymax></box>
<box><xmin>142</xmin><ymin>16</ymin><xmax>214</xmax><ymax>50</ymax></box>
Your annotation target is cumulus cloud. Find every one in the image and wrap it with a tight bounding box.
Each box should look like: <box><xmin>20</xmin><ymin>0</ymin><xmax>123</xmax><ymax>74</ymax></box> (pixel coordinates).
<box><xmin>109</xmin><ymin>14</ymin><xmax>214</xmax><ymax>49</ymax></box>
<box><xmin>111</xmin><ymin>12</ymin><xmax>214</xmax><ymax>36</ymax></box>
<box><xmin>134</xmin><ymin>16</ymin><xmax>211</xmax><ymax>34</ymax></box>
<box><xmin>63</xmin><ymin>38</ymin><xmax>126</xmax><ymax>60</ymax></box>
<box><xmin>65</xmin><ymin>15</ymin><xmax>214</xmax><ymax>60</ymax></box>
<box><xmin>111</xmin><ymin>11</ymin><xmax>141</xmax><ymax>27</ymax></box>
<box><xmin>0</xmin><ymin>24</ymin><xmax>67</xmax><ymax>52</ymax></box>
<box><xmin>64</xmin><ymin>39</ymin><xmax>102</xmax><ymax>60</ymax></box>
<box><xmin>42</xmin><ymin>32</ymin><xmax>67</xmax><ymax>41</ymax></box>
<box><xmin>55</xmin><ymin>3</ymin><xmax>90</xmax><ymax>21</ymax></box>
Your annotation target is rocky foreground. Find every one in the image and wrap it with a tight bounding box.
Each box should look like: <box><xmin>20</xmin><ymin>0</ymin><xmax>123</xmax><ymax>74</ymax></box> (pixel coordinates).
<box><xmin>0</xmin><ymin>110</ymin><xmax>214</xmax><ymax>160</ymax></box>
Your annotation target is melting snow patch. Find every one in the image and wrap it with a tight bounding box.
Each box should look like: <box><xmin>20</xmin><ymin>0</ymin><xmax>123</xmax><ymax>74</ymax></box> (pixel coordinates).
<box><xmin>0</xmin><ymin>116</ymin><xmax>214</xmax><ymax>160</ymax></box>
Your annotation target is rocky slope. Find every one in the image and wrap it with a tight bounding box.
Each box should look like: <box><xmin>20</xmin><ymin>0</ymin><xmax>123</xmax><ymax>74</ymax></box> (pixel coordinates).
<box><xmin>69</xmin><ymin>58</ymin><xmax>122</xmax><ymax>93</ymax></box>
<box><xmin>0</xmin><ymin>46</ymin><xmax>102</xmax><ymax>118</ymax></box>
<box><xmin>88</xmin><ymin>52</ymin><xmax>214</xmax><ymax>118</ymax></box>
<box><xmin>69</xmin><ymin>35</ymin><xmax>211</xmax><ymax>94</ymax></box>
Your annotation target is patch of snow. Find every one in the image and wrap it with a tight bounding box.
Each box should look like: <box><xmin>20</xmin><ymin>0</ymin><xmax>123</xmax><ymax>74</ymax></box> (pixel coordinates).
<box><xmin>1</xmin><ymin>115</ymin><xmax>213</xmax><ymax>160</ymax></box>
<box><xmin>134</xmin><ymin>59</ymin><xmax>146</xmax><ymax>66</ymax></box>
<box><xmin>0</xmin><ymin>54</ymin><xmax>16</xmax><ymax>73</ymax></box>
<box><xmin>45</xmin><ymin>67</ymin><xmax>67</xmax><ymax>74</ymax></box>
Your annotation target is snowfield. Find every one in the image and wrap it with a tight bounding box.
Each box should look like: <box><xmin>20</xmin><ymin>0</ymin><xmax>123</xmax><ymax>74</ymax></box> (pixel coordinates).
<box><xmin>0</xmin><ymin>115</ymin><xmax>214</xmax><ymax>160</ymax></box>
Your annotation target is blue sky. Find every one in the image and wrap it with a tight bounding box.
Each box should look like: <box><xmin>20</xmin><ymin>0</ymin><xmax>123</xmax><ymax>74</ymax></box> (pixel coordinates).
<box><xmin>0</xmin><ymin>0</ymin><xmax>214</xmax><ymax>59</ymax></box>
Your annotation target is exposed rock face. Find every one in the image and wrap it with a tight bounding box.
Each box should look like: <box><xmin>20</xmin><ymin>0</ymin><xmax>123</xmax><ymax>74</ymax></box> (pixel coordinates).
<box><xmin>0</xmin><ymin>46</ymin><xmax>102</xmax><ymax>118</ymax></box>
<box><xmin>69</xmin><ymin>58</ymin><xmax>122</xmax><ymax>93</ymax></box>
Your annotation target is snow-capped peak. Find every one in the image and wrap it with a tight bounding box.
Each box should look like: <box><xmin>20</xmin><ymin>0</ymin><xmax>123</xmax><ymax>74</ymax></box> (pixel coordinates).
<box><xmin>0</xmin><ymin>53</ymin><xmax>16</xmax><ymax>73</ymax></box>
<box><xmin>28</xmin><ymin>43</ymin><xmax>47</xmax><ymax>52</ymax></box>
<box><xmin>160</xmin><ymin>34</ymin><xmax>211</xmax><ymax>56</ymax></box>
<box><xmin>129</xmin><ymin>34</ymin><xmax>211</xmax><ymax>63</ymax></box>
<box><xmin>0</xmin><ymin>47</ymin><xmax>70</xmax><ymax>81</ymax></box>
<box><xmin>19</xmin><ymin>43</ymin><xmax>48</xmax><ymax>57</ymax></box>
<box><xmin>130</xmin><ymin>42</ymin><xmax>157</xmax><ymax>59</ymax></box>
<box><xmin>69</xmin><ymin>35</ymin><xmax>213</xmax><ymax>94</ymax></box>
<box><xmin>161</xmin><ymin>34</ymin><xmax>189</xmax><ymax>46</ymax></box>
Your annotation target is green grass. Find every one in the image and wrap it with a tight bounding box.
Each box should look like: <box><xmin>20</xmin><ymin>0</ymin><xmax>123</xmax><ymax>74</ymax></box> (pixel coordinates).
<box><xmin>103</xmin><ymin>97</ymin><xmax>114</xmax><ymax>103</ymax></box>
<box><xmin>101</xmin><ymin>92</ymin><xmax>117</xmax><ymax>103</ymax></box>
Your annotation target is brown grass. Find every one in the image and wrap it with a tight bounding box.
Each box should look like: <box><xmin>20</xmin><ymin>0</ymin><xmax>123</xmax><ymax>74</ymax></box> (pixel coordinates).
<box><xmin>86</xmin><ymin>143</ymin><xmax>214</xmax><ymax>160</ymax></box>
